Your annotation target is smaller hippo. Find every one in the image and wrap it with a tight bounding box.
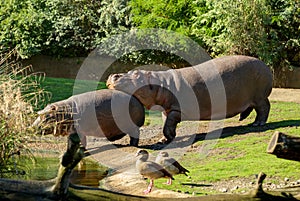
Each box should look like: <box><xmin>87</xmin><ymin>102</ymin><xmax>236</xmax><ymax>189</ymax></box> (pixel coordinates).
<box><xmin>32</xmin><ymin>89</ymin><xmax>145</xmax><ymax>147</ymax></box>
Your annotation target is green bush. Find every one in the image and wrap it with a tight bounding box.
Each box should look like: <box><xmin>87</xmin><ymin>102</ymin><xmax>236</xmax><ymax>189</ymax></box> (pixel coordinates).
<box><xmin>130</xmin><ymin>0</ymin><xmax>193</xmax><ymax>36</ymax></box>
<box><xmin>191</xmin><ymin>0</ymin><xmax>300</xmax><ymax>69</ymax></box>
<box><xmin>0</xmin><ymin>0</ymin><xmax>132</xmax><ymax>58</ymax></box>
<box><xmin>0</xmin><ymin>0</ymin><xmax>50</xmax><ymax>58</ymax></box>
<box><xmin>44</xmin><ymin>0</ymin><xmax>131</xmax><ymax>57</ymax></box>
<box><xmin>0</xmin><ymin>0</ymin><xmax>298</xmax><ymax>71</ymax></box>
<box><xmin>116</xmin><ymin>0</ymin><xmax>209</xmax><ymax>65</ymax></box>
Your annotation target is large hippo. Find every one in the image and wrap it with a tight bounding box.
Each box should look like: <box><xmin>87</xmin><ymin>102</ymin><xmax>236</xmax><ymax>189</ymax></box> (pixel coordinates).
<box><xmin>32</xmin><ymin>89</ymin><xmax>145</xmax><ymax>147</ymax></box>
<box><xmin>106</xmin><ymin>55</ymin><xmax>273</xmax><ymax>143</ymax></box>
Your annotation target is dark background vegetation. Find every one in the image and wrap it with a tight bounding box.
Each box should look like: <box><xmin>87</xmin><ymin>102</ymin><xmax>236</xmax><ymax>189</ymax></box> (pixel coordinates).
<box><xmin>0</xmin><ymin>0</ymin><xmax>299</xmax><ymax>72</ymax></box>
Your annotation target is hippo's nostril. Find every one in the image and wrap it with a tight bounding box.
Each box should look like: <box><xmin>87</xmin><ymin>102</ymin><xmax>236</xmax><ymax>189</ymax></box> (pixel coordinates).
<box><xmin>113</xmin><ymin>74</ymin><xmax>121</xmax><ymax>80</ymax></box>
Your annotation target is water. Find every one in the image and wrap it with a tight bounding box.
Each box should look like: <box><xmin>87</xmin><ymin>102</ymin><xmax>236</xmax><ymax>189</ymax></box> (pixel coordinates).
<box><xmin>1</xmin><ymin>154</ymin><xmax>108</xmax><ymax>188</ymax></box>
<box><xmin>70</xmin><ymin>158</ymin><xmax>108</xmax><ymax>187</ymax></box>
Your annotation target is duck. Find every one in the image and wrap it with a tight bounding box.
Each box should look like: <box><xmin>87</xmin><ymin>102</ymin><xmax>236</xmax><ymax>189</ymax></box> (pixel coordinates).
<box><xmin>135</xmin><ymin>149</ymin><xmax>174</xmax><ymax>194</ymax></box>
<box><xmin>155</xmin><ymin>151</ymin><xmax>189</xmax><ymax>185</ymax></box>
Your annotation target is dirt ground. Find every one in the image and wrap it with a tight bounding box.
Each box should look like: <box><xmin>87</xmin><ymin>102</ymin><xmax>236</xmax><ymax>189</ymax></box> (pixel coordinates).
<box><xmin>30</xmin><ymin>88</ymin><xmax>300</xmax><ymax>198</ymax></box>
<box><xmin>269</xmin><ymin>88</ymin><xmax>300</xmax><ymax>103</ymax></box>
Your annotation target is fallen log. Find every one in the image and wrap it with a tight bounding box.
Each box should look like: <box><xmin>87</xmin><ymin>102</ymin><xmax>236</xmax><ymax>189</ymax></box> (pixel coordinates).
<box><xmin>1</xmin><ymin>171</ymin><xmax>299</xmax><ymax>201</ymax></box>
<box><xmin>267</xmin><ymin>131</ymin><xmax>300</xmax><ymax>161</ymax></box>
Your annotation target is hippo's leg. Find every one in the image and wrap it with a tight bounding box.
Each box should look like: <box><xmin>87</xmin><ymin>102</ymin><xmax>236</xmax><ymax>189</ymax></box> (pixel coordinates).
<box><xmin>107</xmin><ymin>133</ymin><xmax>127</xmax><ymax>141</ymax></box>
<box><xmin>62</xmin><ymin>133</ymin><xmax>81</xmax><ymax>167</ymax></box>
<box><xmin>252</xmin><ymin>99</ymin><xmax>270</xmax><ymax>126</ymax></box>
<box><xmin>81</xmin><ymin>135</ymin><xmax>87</xmax><ymax>148</ymax></box>
<box><xmin>239</xmin><ymin>107</ymin><xmax>254</xmax><ymax>121</ymax></box>
<box><xmin>129</xmin><ymin>137</ymin><xmax>139</xmax><ymax>147</ymax></box>
<box><xmin>129</xmin><ymin>128</ymin><xmax>140</xmax><ymax>147</ymax></box>
<box><xmin>161</xmin><ymin>111</ymin><xmax>181</xmax><ymax>144</ymax></box>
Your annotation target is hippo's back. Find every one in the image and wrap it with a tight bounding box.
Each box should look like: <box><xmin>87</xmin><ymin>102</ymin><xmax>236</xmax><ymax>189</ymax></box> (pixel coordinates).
<box><xmin>213</xmin><ymin>55</ymin><xmax>272</xmax><ymax>97</ymax></box>
<box><xmin>71</xmin><ymin>89</ymin><xmax>145</xmax><ymax>138</ymax></box>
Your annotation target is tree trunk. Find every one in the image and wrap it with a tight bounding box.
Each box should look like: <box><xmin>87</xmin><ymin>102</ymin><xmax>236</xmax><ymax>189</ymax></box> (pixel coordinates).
<box><xmin>267</xmin><ymin>131</ymin><xmax>300</xmax><ymax>161</ymax></box>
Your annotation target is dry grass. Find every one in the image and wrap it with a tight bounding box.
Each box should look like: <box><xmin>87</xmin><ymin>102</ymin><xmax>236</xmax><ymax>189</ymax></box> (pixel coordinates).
<box><xmin>0</xmin><ymin>49</ymin><xmax>48</xmax><ymax>175</ymax></box>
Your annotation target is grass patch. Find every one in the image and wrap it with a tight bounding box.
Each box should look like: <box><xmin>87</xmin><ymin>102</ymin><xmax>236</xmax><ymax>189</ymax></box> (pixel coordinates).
<box><xmin>40</xmin><ymin>77</ymin><xmax>106</xmax><ymax>104</ymax></box>
<box><xmin>153</xmin><ymin>101</ymin><xmax>300</xmax><ymax>195</ymax></box>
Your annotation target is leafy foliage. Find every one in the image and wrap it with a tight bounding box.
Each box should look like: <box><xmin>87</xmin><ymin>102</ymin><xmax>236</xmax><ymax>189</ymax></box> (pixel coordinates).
<box><xmin>0</xmin><ymin>0</ymin><xmax>50</xmax><ymax>58</ymax></box>
<box><xmin>98</xmin><ymin>28</ymin><xmax>209</xmax><ymax>66</ymax></box>
<box><xmin>191</xmin><ymin>0</ymin><xmax>300</xmax><ymax>69</ymax></box>
<box><xmin>0</xmin><ymin>0</ymin><xmax>298</xmax><ymax>70</ymax></box>
<box><xmin>130</xmin><ymin>0</ymin><xmax>193</xmax><ymax>36</ymax></box>
<box><xmin>45</xmin><ymin>0</ymin><xmax>131</xmax><ymax>57</ymax></box>
<box><xmin>0</xmin><ymin>0</ymin><xmax>132</xmax><ymax>58</ymax></box>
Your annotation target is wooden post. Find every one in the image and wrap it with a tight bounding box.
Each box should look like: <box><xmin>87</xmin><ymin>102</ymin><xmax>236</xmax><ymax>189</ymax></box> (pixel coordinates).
<box><xmin>250</xmin><ymin>172</ymin><xmax>267</xmax><ymax>198</ymax></box>
<box><xmin>267</xmin><ymin>131</ymin><xmax>300</xmax><ymax>162</ymax></box>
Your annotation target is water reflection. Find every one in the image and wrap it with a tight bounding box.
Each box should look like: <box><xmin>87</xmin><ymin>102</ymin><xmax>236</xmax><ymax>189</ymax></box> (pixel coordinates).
<box><xmin>70</xmin><ymin>158</ymin><xmax>108</xmax><ymax>187</ymax></box>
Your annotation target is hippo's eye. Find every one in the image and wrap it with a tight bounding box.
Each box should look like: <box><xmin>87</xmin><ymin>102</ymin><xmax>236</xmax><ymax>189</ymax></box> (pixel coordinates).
<box><xmin>45</xmin><ymin>113</ymin><xmax>54</xmax><ymax>121</ymax></box>
<box><xmin>128</xmin><ymin>70</ymin><xmax>139</xmax><ymax>75</ymax></box>
<box><xmin>132</xmin><ymin>70</ymin><xmax>140</xmax><ymax>78</ymax></box>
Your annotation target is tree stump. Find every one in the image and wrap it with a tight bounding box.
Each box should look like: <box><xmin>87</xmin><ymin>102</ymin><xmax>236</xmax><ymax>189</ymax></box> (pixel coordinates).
<box><xmin>51</xmin><ymin>133</ymin><xmax>85</xmax><ymax>200</ymax></box>
<box><xmin>267</xmin><ymin>131</ymin><xmax>300</xmax><ymax>162</ymax></box>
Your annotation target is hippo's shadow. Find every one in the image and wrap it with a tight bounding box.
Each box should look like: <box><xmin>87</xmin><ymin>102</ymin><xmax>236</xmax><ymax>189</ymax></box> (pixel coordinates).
<box><xmin>85</xmin><ymin>119</ymin><xmax>300</xmax><ymax>154</ymax></box>
<box><xmin>195</xmin><ymin>119</ymin><xmax>300</xmax><ymax>142</ymax></box>
<box><xmin>140</xmin><ymin>119</ymin><xmax>300</xmax><ymax>150</ymax></box>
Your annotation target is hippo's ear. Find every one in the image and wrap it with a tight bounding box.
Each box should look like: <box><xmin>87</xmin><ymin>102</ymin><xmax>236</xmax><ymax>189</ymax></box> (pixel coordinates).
<box><xmin>145</xmin><ymin>71</ymin><xmax>153</xmax><ymax>90</ymax></box>
<box><xmin>132</xmin><ymin>70</ymin><xmax>140</xmax><ymax>79</ymax></box>
<box><xmin>50</xmin><ymin>105</ymin><xmax>57</xmax><ymax>111</ymax></box>
<box><xmin>38</xmin><ymin>104</ymin><xmax>57</xmax><ymax>115</ymax></box>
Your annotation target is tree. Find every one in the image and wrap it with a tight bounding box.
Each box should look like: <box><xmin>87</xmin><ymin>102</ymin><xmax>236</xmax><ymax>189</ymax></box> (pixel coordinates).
<box><xmin>0</xmin><ymin>0</ymin><xmax>51</xmax><ymax>58</ymax></box>
<box><xmin>0</xmin><ymin>0</ymin><xmax>132</xmax><ymax>58</ymax></box>
<box><xmin>191</xmin><ymin>0</ymin><xmax>300</xmax><ymax>71</ymax></box>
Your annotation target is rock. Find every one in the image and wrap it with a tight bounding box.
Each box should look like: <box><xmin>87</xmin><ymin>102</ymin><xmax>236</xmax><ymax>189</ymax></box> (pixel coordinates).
<box><xmin>231</xmin><ymin>185</ymin><xmax>239</xmax><ymax>191</ymax></box>
<box><xmin>220</xmin><ymin>188</ymin><xmax>228</xmax><ymax>193</ymax></box>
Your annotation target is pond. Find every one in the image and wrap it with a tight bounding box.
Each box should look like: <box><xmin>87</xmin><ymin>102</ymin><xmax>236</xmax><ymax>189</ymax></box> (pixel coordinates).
<box><xmin>0</xmin><ymin>152</ymin><xmax>108</xmax><ymax>188</ymax></box>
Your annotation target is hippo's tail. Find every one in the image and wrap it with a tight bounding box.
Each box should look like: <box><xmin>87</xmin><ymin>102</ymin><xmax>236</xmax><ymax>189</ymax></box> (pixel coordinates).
<box><xmin>239</xmin><ymin>107</ymin><xmax>254</xmax><ymax>121</ymax></box>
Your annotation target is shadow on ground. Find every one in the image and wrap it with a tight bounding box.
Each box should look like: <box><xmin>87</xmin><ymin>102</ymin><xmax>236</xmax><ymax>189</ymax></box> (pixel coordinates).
<box><xmin>137</xmin><ymin>119</ymin><xmax>300</xmax><ymax>151</ymax></box>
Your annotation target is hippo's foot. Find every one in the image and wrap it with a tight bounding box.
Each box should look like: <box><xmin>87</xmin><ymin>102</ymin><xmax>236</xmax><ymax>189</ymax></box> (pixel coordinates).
<box><xmin>129</xmin><ymin>137</ymin><xmax>139</xmax><ymax>147</ymax></box>
<box><xmin>158</xmin><ymin>136</ymin><xmax>173</xmax><ymax>144</ymax></box>
<box><xmin>252</xmin><ymin>99</ymin><xmax>270</xmax><ymax>127</ymax></box>
<box><xmin>158</xmin><ymin>137</ymin><xmax>168</xmax><ymax>144</ymax></box>
<box><xmin>251</xmin><ymin>121</ymin><xmax>266</xmax><ymax>127</ymax></box>
<box><xmin>162</xmin><ymin>111</ymin><xmax>180</xmax><ymax>144</ymax></box>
